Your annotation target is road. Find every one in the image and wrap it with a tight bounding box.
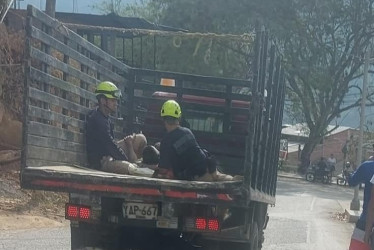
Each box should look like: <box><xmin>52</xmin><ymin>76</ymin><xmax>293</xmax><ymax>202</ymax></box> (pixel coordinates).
<box><xmin>263</xmin><ymin>177</ymin><xmax>361</xmax><ymax>250</ymax></box>
<box><xmin>0</xmin><ymin>177</ymin><xmax>362</xmax><ymax>250</ymax></box>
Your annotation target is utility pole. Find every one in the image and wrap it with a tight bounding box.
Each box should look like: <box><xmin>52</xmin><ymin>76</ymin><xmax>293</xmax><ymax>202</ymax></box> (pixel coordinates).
<box><xmin>45</xmin><ymin>0</ymin><xmax>56</xmax><ymax>18</ymax></box>
<box><xmin>350</xmin><ymin>48</ymin><xmax>370</xmax><ymax>210</ymax></box>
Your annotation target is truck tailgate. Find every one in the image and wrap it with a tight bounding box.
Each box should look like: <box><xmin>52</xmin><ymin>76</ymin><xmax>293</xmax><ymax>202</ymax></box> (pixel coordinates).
<box><xmin>21</xmin><ymin>165</ymin><xmax>248</xmax><ymax>206</ymax></box>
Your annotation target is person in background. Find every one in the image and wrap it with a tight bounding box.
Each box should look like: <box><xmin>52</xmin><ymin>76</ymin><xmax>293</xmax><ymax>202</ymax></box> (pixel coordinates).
<box><xmin>327</xmin><ymin>153</ymin><xmax>337</xmax><ymax>168</ymax></box>
<box><xmin>154</xmin><ymin>100</ymin><xmax>237</xmax><ymax>181</ymax></box>
<box><xmin>86</xmin><ymin>81</ymin><xmax>148</xmax><ymax>175</ymax></box>
<box><xmin>349</xmin><ymin>156</ymin><xmax>374</xmax><ymax>250</ymax></box>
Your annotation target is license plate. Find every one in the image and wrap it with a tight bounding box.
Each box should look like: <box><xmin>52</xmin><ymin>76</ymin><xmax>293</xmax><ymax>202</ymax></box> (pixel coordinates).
<box><xmin>122</xmin><ymin>202</ymin><xmax>158</xmax><ymax>220</ymax></box>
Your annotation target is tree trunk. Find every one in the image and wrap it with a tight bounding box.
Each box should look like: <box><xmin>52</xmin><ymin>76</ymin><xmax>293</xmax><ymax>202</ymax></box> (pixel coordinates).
<box><xmin>45</xmin><ymin>0</ymin><xmax>56</xmax><ymax>18</ymax></box>
<box><xmin>299</xmin><ymin>133</ymin><xmax>322</xmax><ymax>173</ymax></box>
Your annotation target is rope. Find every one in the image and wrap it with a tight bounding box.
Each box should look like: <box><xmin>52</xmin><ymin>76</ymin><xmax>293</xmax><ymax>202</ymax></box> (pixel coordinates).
<box><xmin>63</xmin><ymin>22</ymin><xmax>255</xmax><ymax>43</ymax></box>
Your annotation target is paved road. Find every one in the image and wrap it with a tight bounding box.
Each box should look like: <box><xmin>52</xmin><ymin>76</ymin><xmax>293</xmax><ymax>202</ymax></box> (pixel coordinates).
<box><xmin>0</xmin><ymin>177</ymin><xmax>363</xmax><ymax>250</ymax></box>
<box><xmin>263</xmin><ymin>177</ymin><xmax>362</xmax><ymax>250</ymax></box>
<box><xmin>0</xmin><ymin>227</ymin><xmax>69</xmax><ymax>250</ymax></box>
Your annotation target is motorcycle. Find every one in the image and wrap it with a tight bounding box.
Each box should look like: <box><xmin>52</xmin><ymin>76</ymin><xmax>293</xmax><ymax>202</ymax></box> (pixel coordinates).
<box><xmin>305</xmin><ymin>161</ymin><xmax>333</xmax><ymax>184</ymax></box>
<box><xmin>336</xmin><ymin>162</ymin><xmax>352</xmax><ymax>186</ymax></box>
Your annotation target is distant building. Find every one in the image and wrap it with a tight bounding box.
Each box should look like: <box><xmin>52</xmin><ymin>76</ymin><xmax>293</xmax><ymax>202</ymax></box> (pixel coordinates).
<box><xmin>281</xmin><ymin>124</ymin><xmax>360</xmax><ymax>170</ymax></box>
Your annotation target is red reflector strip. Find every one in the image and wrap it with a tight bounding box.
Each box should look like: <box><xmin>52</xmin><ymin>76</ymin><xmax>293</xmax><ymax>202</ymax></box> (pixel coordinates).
<box><xmin>208</xmin><ymin>219</ymin><xmax>220</xmax><ymax>231</ymax></box>
<box><xmin>195</xmin><ymin>218</ymin><xmax>207</xmax><ymax>230</ymax></box>
<box><xmin>66</xmin><ymin>204</ymin><xmax>91</xmax><ymax>221</ymax></box>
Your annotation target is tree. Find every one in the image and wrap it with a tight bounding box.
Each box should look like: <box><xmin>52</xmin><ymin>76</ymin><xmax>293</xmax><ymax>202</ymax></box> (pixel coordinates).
<box><xmin>275</xmin><ymin>0</ymin><xmax>374</xmax><ymax>171</ymax></box>
<box><xmin>96</xmin><ymin>0</ymin><xmax>374</xmax><ymax>171</ymax></box>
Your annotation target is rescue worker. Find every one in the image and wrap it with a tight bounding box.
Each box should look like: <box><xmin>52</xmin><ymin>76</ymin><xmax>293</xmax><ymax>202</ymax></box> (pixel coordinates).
<box><xmin>155</xmin><ymin>100</ymin><xmax>236</xmax><ymax>181</ymax></box>
<box><xmin>86</xmin><ymin>81</ymin><xmax>148</xmax><ymax>175</ymax></box>
<box><xmin>349</xmin><ymin>157</ymin><xmax>374</xmax><ymax>250</ymax></box>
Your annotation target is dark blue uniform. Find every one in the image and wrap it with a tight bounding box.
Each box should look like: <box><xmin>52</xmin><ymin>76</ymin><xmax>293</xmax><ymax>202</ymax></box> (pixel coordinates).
<box><xmin>159</xmin><ymin>127</ymin><xmax>207</xmax><ymax>180</ymax></box>
<box><xmin>86</xmin><ymin>108</ymin><xmax>128</xmax><ymax>169</ymax></box>
<box><xmin>348</xmin><ymin>160</ymin><xmax>374</xmax><ymax>230</ymax></box>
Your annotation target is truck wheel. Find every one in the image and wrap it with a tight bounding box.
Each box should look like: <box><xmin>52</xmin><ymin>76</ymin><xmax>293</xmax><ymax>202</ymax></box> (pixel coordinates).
<box><xmin>71</xmin><ymin>223</ymin><xmax>119</xmax><ymax>250</ymax></box>
<box><xmin>217</xmin><ymin>222</ymin><xmax>259</xmax><ymax>250</ymax></box>
<box><xmin>249</xmin><ymin>222</ymin><xmax>260</xmax><ymax>250</ymax></box>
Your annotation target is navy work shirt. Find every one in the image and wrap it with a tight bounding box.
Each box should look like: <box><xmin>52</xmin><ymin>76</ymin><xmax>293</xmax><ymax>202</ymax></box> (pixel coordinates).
<box><xmin>348</xmin><ymin>160</ymin><xmax>374</xmax><ymax>229</ymax></box>
<box><xmin>159</xmin><ymin>127</ymin><xmax>207</xmax><ymax>180</ymax></box>
<box><xmin>86</xmin><ymin>108</ymin><xmax>128</xmax><ymax>169</ymax></box>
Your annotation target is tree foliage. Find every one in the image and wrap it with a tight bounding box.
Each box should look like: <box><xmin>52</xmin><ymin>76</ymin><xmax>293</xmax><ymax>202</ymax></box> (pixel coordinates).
<box><xmin>96</xmin><ymin>0</ymin><xmax>374</xmax><ymax>169</ymax></box>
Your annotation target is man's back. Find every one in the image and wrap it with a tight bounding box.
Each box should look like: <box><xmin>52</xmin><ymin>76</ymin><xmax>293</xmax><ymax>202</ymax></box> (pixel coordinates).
<box><xmin>159</xmin><ymin>127</ymin><xmax>207</xmax><ymax>180</ymax></box>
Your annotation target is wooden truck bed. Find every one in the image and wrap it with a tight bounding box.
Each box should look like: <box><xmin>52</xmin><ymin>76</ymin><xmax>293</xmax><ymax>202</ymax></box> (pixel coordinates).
<box><xmin>21</xmin><ymin>6</ymin><xmax>284</xmax><ymax>207</ymax></box>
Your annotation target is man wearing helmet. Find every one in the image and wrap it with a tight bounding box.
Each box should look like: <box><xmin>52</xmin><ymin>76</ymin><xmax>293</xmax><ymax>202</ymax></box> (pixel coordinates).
<box><xmin>86</xmin><ymin>81</ymin><xmax>149</xmax><ymax>175</ymax></box>
<box><xmin>155</xmin><ymin>100</ymin><xmax>234</xmax><ymax>181</ymax></box>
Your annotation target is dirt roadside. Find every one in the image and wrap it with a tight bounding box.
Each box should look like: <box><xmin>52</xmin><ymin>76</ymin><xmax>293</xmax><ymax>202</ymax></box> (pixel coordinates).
<box><xmin>0</xmin><ymin>159</ymin><xmax>69</xmax><ymax>230</ymax></box>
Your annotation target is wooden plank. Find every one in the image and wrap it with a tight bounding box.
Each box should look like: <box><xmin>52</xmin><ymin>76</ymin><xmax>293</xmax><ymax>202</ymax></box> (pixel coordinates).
<box><xmin>27</xmin><ymin>134</ymin><xmax>85</xmax><ymax>153</ymax></box>
<box><xmin>28</xmin><ymin>5</ymin><xmax>130</xmax><ymax>75</ymax></box>
<box><xmin>29</xmin><ymin>87</ymin><xmax>91</xmax><ymax>115</ymax></box>
<box><xmin>27</xmin><ymin>145</ymin><xmax>86</xmax><ymax>166</ymax></box>
<box><xmin>26</xmin><ymin>159</ymin><xmax>77</xmax><ymax>168</ymax></box>
<box><xmin>30</xmin><ymin>26</ymin><xmax>124</xmax><ymax>83</ymax></box>
<box><xmin>30</xmin><ymin>67</ymin><xmax>96</xmax><ymax>101</ymax></box>
<box><xmin>28</xmin><ymin>106</ymin><xmax>85</xmax><ymax>129</ymax></box>
<box><xmin>30</xmin><ymin>47</ymin><xmax>98</xmax><ymax>87</ymax></box>
<box><xmin>27</xmin><ymin>122</ymin><xmax>84</xmax><ymax>144</ymax></box>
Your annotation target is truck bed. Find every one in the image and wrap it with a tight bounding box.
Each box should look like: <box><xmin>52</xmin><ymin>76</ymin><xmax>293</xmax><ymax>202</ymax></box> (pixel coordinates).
<box><xmin>21</xmin><ymin>165</ymin><xmax>275</xmax><ymax>206</ymax></box>
<box><xmin>20</xmin><ymin>5</ymin><xmax>283</xmax><ymax>208</ymax></box>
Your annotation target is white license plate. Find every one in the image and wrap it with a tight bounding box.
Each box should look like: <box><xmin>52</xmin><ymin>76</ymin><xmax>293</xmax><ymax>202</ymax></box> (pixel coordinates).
<box><xmin>122</xmin><ymin>202</ymin><xmax>158</xmax><ymax>220</ymax></box>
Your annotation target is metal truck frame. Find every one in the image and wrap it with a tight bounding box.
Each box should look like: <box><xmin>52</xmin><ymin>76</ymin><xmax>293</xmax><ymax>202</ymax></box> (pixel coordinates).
<box><xmin>20</xmin><ymin>5</ymin><xmax>285</xmax><ymax>250</ymax></box>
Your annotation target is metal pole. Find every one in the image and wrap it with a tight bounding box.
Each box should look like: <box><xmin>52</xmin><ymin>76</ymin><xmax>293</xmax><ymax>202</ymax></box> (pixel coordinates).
<box><xmin>350</xmin><ymin>48</ymin><xmax>370</xmax><ymax>210</ymax></box>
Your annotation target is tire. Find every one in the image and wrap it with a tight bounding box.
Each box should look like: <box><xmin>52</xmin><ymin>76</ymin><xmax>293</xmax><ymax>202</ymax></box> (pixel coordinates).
<box><xmin>337</xmin><ymin>178</ymin><xmax>346</xmax><ymax>186</ymax></box>
<box><xmin>306</xmin><ymin>173</ymin><xmax>315</xmax><ymax>182</ymax></box>
<box><xmin>322</xmin><ymin>175</ymin><xmax>330</xmax><ymax>184</ymax></box>
<box><xmin>217</xmin><ymin>222</ymin><xmax>259</xmax><ymax>250</ymax></box>
<box><xmin>249</xmin><ymin>222</ymin><xmax>260</xmax><ymax>250</ymax></box>
<box><xmin>71</xmin><ymin>223</ymin><xmax>121</xmax><ymax>250</ymax></box>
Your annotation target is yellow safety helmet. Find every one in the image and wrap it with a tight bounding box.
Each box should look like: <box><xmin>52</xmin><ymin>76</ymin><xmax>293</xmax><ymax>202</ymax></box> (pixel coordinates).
<box><xmin>95</xmin><ymin>81</ymin><xmax>122</xmax><ymax>99</ymax></box>
<box><xmin>161</xmin><ymin>100</ymin><xmax>182</xmax><ymax>118</ymax></box>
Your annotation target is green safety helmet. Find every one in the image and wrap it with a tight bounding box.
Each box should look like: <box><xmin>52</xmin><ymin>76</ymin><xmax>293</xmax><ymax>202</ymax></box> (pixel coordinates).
<box><xmin>95</xmin><ymin>81</ymin><xmax>122</xmax><ymax>99</ymax></box>
<box><xmin>161</xmin><ymin>100</ymin><xmax>182</xmax><ymax>118</ymax></box>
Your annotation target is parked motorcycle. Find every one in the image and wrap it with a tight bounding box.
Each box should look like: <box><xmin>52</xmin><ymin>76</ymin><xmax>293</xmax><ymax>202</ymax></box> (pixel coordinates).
<box><xmin>336</xmin><ymin>162</ymin><xmax>352</xmax><ymax>186</ymax></box>
<box><xmin>305</xmin><ymin>158</ymin><xmax>333</xmax><ymax>184</ymax></box>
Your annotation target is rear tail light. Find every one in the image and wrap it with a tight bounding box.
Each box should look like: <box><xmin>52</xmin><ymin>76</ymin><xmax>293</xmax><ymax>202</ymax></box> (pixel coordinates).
<box><xmin>195</xmin><ymin>217</ymin><xmax>207</xmax><ymax>230</ymax></box>
<box><xmin>208</xmin><ymin>219</ymin><xmax>220</xmax><ymax>231</ymax></box>
<box><xmin>185</xmin><ymin>217</ymin><xmax>220</xmax><ymax>232</ymax></box>
<box><xmin>66</xmin><ymin>204</ymin><xmax>91</xmax><ymax>221</ymax></box>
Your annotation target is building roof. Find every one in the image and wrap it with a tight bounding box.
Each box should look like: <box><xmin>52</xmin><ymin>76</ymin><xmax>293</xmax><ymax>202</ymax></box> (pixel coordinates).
<box><xmin>281</xmin><ymin>123</ymin><xmax>352</xmax><ymax>138</ymax></box>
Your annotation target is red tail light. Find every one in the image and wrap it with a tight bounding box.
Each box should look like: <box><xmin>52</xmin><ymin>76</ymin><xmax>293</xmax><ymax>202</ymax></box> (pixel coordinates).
<box><xmin>195</xmin><ymin>218</ymin><xmax>207</xmax><ymax>230</ymax></box>
<box><xmin>66</xmin><ymin>204</ymin><xmax>91</xmax><ymax>221</ymax></box>
<box><xmin>193</xmin><ymin>218</ymin><xmax>220</xmax><ymax>231</ymax></box>
<box><xmin>208</xmin><ymin>219</ymin><xmax>220</xmax><ymax>231</ymax></box>
<box><xmin>66</xmin><ymin>204</ymin><xmax>79</xmax><ymax>219</ymax></box>
<box><xmin>79</xmin><ymin>207</ymin><xmax>91</xmax><ymax>220</ymax></box>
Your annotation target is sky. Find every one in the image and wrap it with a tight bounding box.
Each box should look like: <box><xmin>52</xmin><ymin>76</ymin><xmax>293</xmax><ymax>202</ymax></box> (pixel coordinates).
<box><xmin>19</xmin><ymin>0</ymin><xmax>104</xmax><ymax>14</ymax></box>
